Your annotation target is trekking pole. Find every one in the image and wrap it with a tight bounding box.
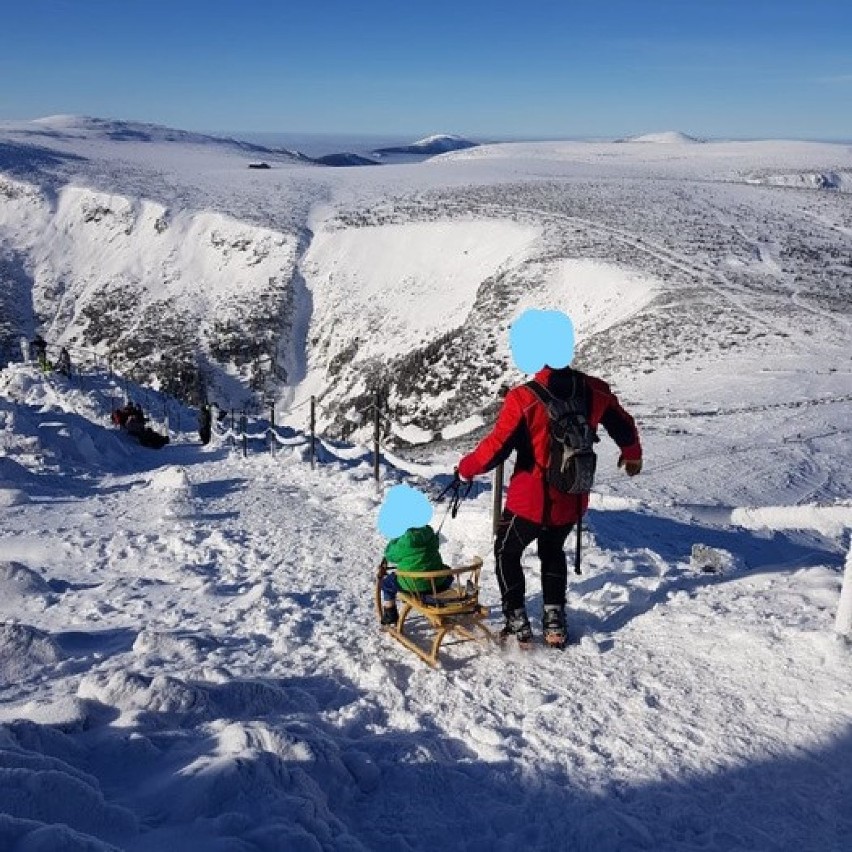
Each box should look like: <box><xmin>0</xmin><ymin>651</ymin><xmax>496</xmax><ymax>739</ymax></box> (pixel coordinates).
<box><xmin>492</xmin><ymin>462</ymin><xmax>504</xmax><ymax>536</ymax></box>
<box><xmin>574</xmin><ymin>493</ymin><xmax>583</xmax><ymax>575</ymax></box>
<box><xmin>373</xmin><ymin>391</ymin><xmax>381</xmax><ymax>484</ymax></box>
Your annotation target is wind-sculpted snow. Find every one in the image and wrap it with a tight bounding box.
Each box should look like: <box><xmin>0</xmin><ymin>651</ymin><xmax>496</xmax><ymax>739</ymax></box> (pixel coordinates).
<box><xmin>0</xmin><ymin>561</ymin><xmax>53</xmax><ymax>601</ymax></box>
<box><xmin>0</xmin><ymin>624</ymin><xmax>64</xmax><ymax>685</ymax></box>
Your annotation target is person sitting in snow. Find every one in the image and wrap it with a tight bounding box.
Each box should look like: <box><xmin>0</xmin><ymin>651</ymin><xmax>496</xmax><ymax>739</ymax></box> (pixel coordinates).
<box><xmin>111</xmin><ymin>401</ymin><xmax>169</xmax><ymax>449</ymax></box>
<box><xmin>377</xmin><ymin>484</ymin><xmax>451</xmax><ymax>626</ymax></box>
<box><xmin>112</xmin><ymin>401</ymin><xmax>144</xmax><ymax>429</ymax></box>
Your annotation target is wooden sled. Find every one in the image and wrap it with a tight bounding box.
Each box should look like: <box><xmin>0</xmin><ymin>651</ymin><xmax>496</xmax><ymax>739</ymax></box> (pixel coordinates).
<box><xmin>375</xmin><ymin>557</ymin><xmax>493</xmax><ymax>667</ymax></box>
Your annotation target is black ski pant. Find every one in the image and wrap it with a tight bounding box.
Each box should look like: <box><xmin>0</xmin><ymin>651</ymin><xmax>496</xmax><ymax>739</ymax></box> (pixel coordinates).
<box><xmin>494</xmin><ymin>510</ymin><xmax>573</xmax><ymax>615</ymax></box>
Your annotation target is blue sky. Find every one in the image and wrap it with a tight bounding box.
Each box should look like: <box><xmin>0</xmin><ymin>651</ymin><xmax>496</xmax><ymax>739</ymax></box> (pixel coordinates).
<box><xmin>2</xmin><ymin>0</ymin><xmax>851</xmax><ymax>139</ymax></box>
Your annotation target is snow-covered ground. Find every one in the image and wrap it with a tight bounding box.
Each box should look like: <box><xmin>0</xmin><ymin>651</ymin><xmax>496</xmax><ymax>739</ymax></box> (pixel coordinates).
<box><xmin>0</xmin><ymin>351</ymin><xmax>850</xmax><ymax>851</ymax></box>
<box><xmin>1</xmin><ymin>117</ymin><xmax>851</xmax><ymax>850</ymax></box>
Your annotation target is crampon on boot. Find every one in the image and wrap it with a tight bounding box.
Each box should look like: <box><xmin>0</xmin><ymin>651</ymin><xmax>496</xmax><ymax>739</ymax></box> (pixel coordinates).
<box><xmin>500</xmin><ymin>607</ymin><xmax>533</xmax><ymax>646</ymax></box>
<box><xmin>542</xmin><ymin>605</ymin><xmax>567</xmax><ymax>648</ymax></box>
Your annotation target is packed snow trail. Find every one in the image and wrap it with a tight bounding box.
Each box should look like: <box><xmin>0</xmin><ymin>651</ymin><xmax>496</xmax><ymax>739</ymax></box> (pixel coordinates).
<box><xmin>1</xmin><ymin>367</ymin><xmax>850</xmax><ymax>851</ymax></box>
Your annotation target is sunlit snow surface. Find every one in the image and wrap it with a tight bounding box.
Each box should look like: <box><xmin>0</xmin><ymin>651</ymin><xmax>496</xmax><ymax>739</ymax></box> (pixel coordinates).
<box><xmin>0</xmin><ymin>118</ymin><xmax>851</xmax><ymax>851</ymax></box>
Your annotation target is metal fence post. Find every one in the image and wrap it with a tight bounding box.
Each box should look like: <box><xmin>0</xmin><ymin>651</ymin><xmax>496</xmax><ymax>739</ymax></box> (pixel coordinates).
<box><xmin>373</xmin><ymin>391</ymin><xmax>381</xmax><ymax>483</ymax></box>
<box><xmin>310</xmin><ymin>395</ymin><xmax>316</xmax><ymax>469</ymax></box>
<box><xmin>836</xmin><ymin>545</ymin><xmax>852</xmax><ymax>637</ymax></box>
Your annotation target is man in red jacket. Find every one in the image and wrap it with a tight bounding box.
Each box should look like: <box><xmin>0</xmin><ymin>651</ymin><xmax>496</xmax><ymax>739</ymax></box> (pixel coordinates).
<box><xmin>457</xmin><ymin>312</ymin><xmax>642</xmax><ymax>648</ymax></box>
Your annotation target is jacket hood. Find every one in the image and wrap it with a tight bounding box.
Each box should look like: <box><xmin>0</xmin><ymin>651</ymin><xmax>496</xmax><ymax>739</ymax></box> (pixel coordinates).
<box><xmin>398</xmin><ymin>525</ymin><xmax>436</xmax><ymax>546</ymax></box>
<box><xmin>534</xmin><ymin>365</ymin><xmax>582</xmax><ymax>399</ymax></box>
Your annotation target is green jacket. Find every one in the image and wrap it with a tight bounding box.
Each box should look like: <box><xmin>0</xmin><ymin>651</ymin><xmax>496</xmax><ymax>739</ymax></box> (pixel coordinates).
<box><xmin>384</xmin><ymin>526</ymin><xmax>445</xmax><ymax>592</ymax></box>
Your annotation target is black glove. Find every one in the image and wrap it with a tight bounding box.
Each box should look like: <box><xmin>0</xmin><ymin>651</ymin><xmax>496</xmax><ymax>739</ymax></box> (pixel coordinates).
<box><xmin>618</xmin><ymin>455</ymin><xmax>643</xmax><ymax>477</ymax></box>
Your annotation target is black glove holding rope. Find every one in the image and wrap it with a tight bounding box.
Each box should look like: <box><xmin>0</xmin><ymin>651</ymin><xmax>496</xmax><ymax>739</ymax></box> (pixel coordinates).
<box><xmin>435</xmin><ymin>469</ymin><xmax>473</xmax><ymax>521</ymax></box>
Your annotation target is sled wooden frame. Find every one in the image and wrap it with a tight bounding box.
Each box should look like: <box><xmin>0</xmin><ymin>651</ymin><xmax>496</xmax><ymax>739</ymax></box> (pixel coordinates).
<box><xmin>375</xmin><ymin>557</ymin><xmax>493</xmax><ymax>667</ymax></box>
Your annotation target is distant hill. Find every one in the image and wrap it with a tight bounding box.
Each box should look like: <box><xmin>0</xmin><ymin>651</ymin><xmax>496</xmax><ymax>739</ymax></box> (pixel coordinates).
<box><xmin>29</xmin><ymin>115</ymin><xmax>306</xmax><ymax>160</ymax></box>
<box><xmin>372</xmin><ymin>134</ymin><xmax>479</xmax><ymax>157</ymax></box>
<box><xmin>618</xmin><ymin>131</ymin><xmax>704</xmax><ymax>144</ymax></box>
<box><xmin>311</xmin><ymin>152</ymin><xmax>380</xmax><ymax>167</ymax></box>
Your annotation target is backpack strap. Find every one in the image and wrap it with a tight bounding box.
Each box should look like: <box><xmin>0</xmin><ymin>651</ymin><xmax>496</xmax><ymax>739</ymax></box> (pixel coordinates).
<box><xmin>526</xmin><ymin>379</ymin><xmax>551</xmax><ymax>406</ymax></box>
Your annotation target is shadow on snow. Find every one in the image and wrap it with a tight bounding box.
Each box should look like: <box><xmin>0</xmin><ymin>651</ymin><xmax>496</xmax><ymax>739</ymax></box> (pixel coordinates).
<box><xmin>0</xmin><ymin>667</ymin><xmax>848</xmax><ymax>851</ymax></box>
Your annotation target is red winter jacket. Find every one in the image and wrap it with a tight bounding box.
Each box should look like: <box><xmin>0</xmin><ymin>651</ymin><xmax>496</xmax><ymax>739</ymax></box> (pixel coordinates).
<box><xmin>458</xmin><ymin>366</ymin><xmax>642</xmax><ymax>526</ymax></box>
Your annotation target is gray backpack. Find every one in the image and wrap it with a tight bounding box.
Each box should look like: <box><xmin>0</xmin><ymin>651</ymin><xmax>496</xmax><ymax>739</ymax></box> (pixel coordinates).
<box><xmin>527</xmin><ymin>378</ymin><xmax>597</xmax><ymax>494</ymax></box>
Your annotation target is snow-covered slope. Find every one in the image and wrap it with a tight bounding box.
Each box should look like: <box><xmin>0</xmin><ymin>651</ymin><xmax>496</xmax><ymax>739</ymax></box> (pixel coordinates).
<box><xmin>29</xmin><ymin>114</ymin><xmax>303</xmax><ymax>157</ymax></box>
<box><xmin>1</xmin><ymin>116</ymin><xmax>851</xmax><ymax>444</ymax></box>
<box><xmin>0</xmin><ymin>360</ymin><xmax>850</xmax><ymax>851</ymax></box>
<box><xmin>0</xmin><ymin>175</ymin><xmax>298</xmax><ymax>405</ymax></box>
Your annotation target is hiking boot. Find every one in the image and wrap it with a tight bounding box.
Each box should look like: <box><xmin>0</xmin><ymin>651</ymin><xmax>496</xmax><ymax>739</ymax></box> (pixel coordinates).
<box><xmin>542</xmin><ymin>605</ymin><xmax>567</xmax><ymax>648</ymax></box>
<box><xmin>380</xmin><ymin>604</ymin><xmax>399</xmax><ymax>627</ymax></box>
<box><xmin>500</xmin><ymin>607</ymin><xmax>533</xmax><ymax>646</ymax></box>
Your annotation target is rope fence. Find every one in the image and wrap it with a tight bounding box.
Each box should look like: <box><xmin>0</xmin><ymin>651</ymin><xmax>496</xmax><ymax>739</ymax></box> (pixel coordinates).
<box><xmin>15</xmin><ymin>330</ymin><xmax>814</xmax><ymax>537</ymax></box>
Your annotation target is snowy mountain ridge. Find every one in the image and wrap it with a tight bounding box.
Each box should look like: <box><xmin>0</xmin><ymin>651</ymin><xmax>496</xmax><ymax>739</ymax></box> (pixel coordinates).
<box><xmin>1</xmin><ymin>116</ymin><xmax>851</xmax><ymax>448</ymax></box>
<box><xmin>26</xmin><ymin>114</ymin><xmax>305</xmax><ymax>159</ymax></box>
<box><xmin>372</xmin><ymin>134</ymin><xmax>479</xmax><ymax>157</ymax></box>
<box><xmin>0</xmin><ymin>173</ymin><xmax>299</xmax><ymax>407</ymax></box>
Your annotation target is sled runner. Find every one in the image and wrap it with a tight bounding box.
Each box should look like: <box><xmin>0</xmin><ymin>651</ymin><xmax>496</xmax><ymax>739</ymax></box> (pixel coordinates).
<box><xmin>375</xmin><ymin>557</ymin><xmax>493</xmax><ymax>667</ymax></box>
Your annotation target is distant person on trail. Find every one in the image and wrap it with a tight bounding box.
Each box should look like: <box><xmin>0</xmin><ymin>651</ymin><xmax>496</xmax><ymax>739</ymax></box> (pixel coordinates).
<box><xmin>30</xmin><ymin>335</ymin><xmax>48</xmax><ymax>370</ymax></box>
<box><xmin>198</xmin><ymin>404</ymin><xmax>212</xmax><ymax>445</ymax></box>
<box><xmin>377</xmin><ymin>484</ymin><xmax>451</xmax><ymax>626</ymax></box>
<box><xmin>456</xmin><ymin>309</ymin><xmax>643</xmax><ymax>649</ymax></box>
<box><xmin>112</xmin><ymin>401</ymin><xmax>144</xmax><ymax>429</ymax></box>
<box><xmin>56</xmin><ymin>347</ymin><xmax>72</xmax><ymax>377</ymax></box>
<box><xmin>124</xmin><ymin>406</ymin><xmax>146</xmax><ymax>439</ymax></box>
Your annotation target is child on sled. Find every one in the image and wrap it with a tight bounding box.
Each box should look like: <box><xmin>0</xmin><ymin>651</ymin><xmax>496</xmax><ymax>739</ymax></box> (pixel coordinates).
<box><xmin>380</xmin><ymin>525</ymin><xmax>452</xmax><ymax>625</ymax></box>
<box><xmin>378</xmin><ymin>484</ymin><xmax>451</xmax><ymax>626</ymax></box>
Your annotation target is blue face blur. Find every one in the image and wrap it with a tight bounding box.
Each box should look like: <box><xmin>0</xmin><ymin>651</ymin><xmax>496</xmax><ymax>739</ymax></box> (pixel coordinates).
<box><xmin>509</xmin><ymin>309</ymin><xmax>575</xmax><ymax>374</ymax></box>
<box><xmin>377</xmin><ymin>484</ymin><xmax>434</xmax><ymax>539</ymax></box>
